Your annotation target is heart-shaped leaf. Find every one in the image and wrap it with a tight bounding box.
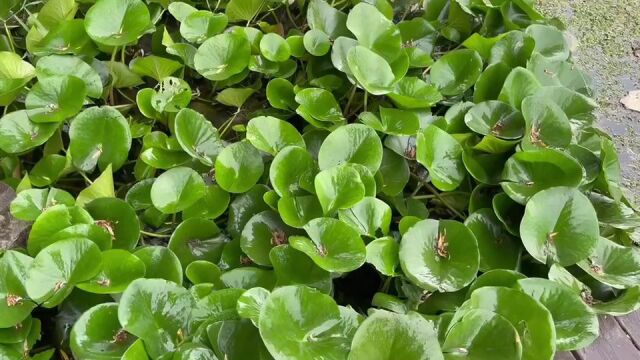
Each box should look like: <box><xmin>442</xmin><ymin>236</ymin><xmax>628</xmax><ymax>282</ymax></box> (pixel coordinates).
<box><xmin>84</xmin><ymin>0</ymin><xmax>151</xmax><ymax>46</ymax></box>
<box><xmin>464</xmin><ymin>208</ymin><xmax>521</xmax><ymax>271</ymax></box>
<box><xmin>0</xmin><ymin>251</ymin><xmax>36</xmax><ymax>328</ymax></box>
<box><xmin>174</xmin><ymin>108</ymin><xmax>224</xmax><ymax>166</ymax></box>
<box><xmin>10</xmin><ymin>187</ymin><xmax>74</xmax><ymax>221</ymax></box>
<box><xmin>169</xmin><ymin>217</ymin><xmax>227</xmax><ymax>269</ymax></box>
<box><xmin>318</xmin><ymin>124</ymin><xmax>382</xmax><ymax>173</ymax></box>
<box><xmin>416</xmin><ymin>125</ymin><xmax>465</xmax><ymax>191</ymax></box>
<box><xmin>70</xmin><ymin>303</ymin><xmax>137</xmax><ymax>359</ymax></box>
<box><xmin>577</xmin><ymin>237</ymin><xmax>640</xmax><ymax>289</ymax></box>
<box><xmin>315</xmin><ymin>164</ymin><xmax>366</xmax><ymax>215</ymax></box>
<box><xmin>365</xmin><ymin>237</ymin><xmax>399</xmax><ymax>277</ymax></box>
<box><xmin>0</xmin><ymin>110</ymin><xmax>58</xmax><ymax>154</ymax></box>
<box><xmin>85</xmin><ymin>197</ymin><xmax>140</xmax><ymax>250</ymax></box>
<box><xmin>430</xmin><ymin>49</ymin><xmax>483</xmax><ymax>96</ymax></box>
<box><xmin>134</xmin><ymin>246</ymin><xmax>183</xmax><ymax>284</ymax></box>
<box><xmin>246</xmin><ymin>116</ymin><xmax>305</xmax><ymax>155</ymax></box>
<box><xmin>338</xmin><ymin>197</ymin><xmax>392</xmax><ymax>238</ymax></box>
<box><xmin>240</xmin><ymin>210</ymin><xmax>294</xmax><ymax>266</ymax></box>
<box><xmin>77</xmin><ymin>249</ymin><xmax>146</xmax><ymax>294</ymax></box>
<box><xmin>195</xmin><ymin>32</ymin><xmax>251</xmax><ymax>81</ymax></box>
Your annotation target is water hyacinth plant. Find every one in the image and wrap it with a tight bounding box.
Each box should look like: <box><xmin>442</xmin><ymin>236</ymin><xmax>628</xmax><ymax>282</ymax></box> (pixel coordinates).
<box><xmin>0</xmin><ymin>0</ymin><xmax>639</xmax><ymax>359</ymax></box>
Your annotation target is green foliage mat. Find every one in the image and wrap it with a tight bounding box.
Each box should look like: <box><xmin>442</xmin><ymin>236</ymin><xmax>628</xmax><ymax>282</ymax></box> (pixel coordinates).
<box><xmin>1</xmin><ymin>0</ymin><xmax>639</xmax><ymax>359</ymax></box>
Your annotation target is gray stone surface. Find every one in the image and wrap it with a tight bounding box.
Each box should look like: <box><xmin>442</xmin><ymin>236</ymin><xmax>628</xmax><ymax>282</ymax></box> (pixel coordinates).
<box><xmin>0</xmin><ymin>183</ymin><xmax>29</xmax><ymax>250</ymax></box>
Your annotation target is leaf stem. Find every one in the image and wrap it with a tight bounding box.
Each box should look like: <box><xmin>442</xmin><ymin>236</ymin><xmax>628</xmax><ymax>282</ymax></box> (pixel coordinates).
<box><xmin>140</xmin><ymin>230</ymin><xmax>171</xmax><ymax>238</ymax></box>
<box><xmin>424</xmin><ymin>183</ymin><xmax>466</xmax><ymax>219</ymax></box>
<box><xmin>3</xmin><ymin>23</ymin><xmax>15</xmax><ymax>53</ymax></box>
<box><xmin>78</xmin><ymin>171</ymin><xmax>93</xmax><ymax>185</ymax></box>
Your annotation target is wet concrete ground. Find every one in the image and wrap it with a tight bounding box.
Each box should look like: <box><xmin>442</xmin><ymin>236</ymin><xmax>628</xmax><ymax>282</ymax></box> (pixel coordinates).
<box><xmin>536</xmin><ymin>0</ymin><xmax>640</xmax><ymax>200</ymax></box>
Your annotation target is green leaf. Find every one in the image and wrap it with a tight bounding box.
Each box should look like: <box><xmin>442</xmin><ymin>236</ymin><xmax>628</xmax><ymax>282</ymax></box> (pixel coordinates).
<box><xmin>0</xmin><ymin>110</ymin><xmax>58</xmax><ymax>154</ymax></box>
<box><xmin>85</xmin><ymin>0</ymin><xmax>151</xmax><ymax>46</ymax></box>
<box><xmin>236</xmin><ymin>287</ymin><xmax>270</xmax><ymax>326</ymax></box>
<box><xmin>77</xmin><ymin>249</ymin><xmax>146</xmax><ymax>294</ymax></box>
<box><xmin>240</xmin><ymin>210</ymin><xmax>293</xmax><ymax>266</ymax></box>
<box><xmin>464</xmin><ymin>101</ymin><xmax>524</xmax><ymax>140</ymax></box>
<box><xmin>270</xmin><ymin>146</ymin><xmax>317</xmax><ymax>197</ymax></box>
<box><xmin>0</xmin><ymin>51</ymin><xmax>35</xmax><ymax>106</ymax></box>
<box><xmin>260</xmin><ymin>33</ymin><xmax>291</xmax><ymax>62</ymax></box>
<box><xmin>455</xmin><ymin>286</ymin><xmax>556</xmax><ymax>360</ymax></box>
<box><xmin>303</xmin><ymin>29</ymin><xmax>331</xmax><ymax>57</ymax></box>
<box><xmin>347</xmin><ymin>45</ymin><xmax>396</xmax><ymax>95</ymax></box>
<box><xmin>266</xmin><ymin>78</ymin><xmax>296</xmax><ymax>110</ymax></box>
<box><xmin>525</xmin><ymin>24</ymin><xmax>570</xmax><ymax>62</ymax></box>
<box><xmin>182</xmin><ymin>185</ymin><xmax>230</xmax><ymax>220</ymax></box>
<box><xmin>388</xmin><ymin>77</ymin><xmax>442</xmax><ymax>110</ymax></box>
<box><xmin>430</xmin><ymin>49</ymin><xmax>483</xmax><ymax>96</ymax></box>
<box><xmin>169</xmin><ymin>217</ymin><xmax>227</xmax><ymax>269</ymax></box>
<box><xmin>0</xmin><ymin>251</ymin><xmax>36</xmax><ymax>328</ymax></box>
<box><xmin>365</xmin><ymin>237</ymin><xmax>399</xmax><ymax>276</ymax></box>
<box><xmin>318</xmin><ymin>123</ymin><xmax>382</xmax><ymax>173</ymax></box>
<box><xmin>416</xmin><ymin>125</ymin><xmax>466</xmax><ymax>191</ymax></box>
<box><xmin>306</xmin><ymin>0</ymin><xmax>350</xmax><ymax>39</ymax></box>
<box><xmin>85</xmin><ymin>197</ymin><xmax>140</xmax><ymax>250</ymax></box>
<box><xmin>226</xmin><ymin>0</ymin><xmax>266</xmax><ymax>21</ymax></box>
<box><xmin>130</xmin><ymin>55</ymin><xmax>183</xmax><ymax>81</ymax></box>
<box><xmin>290</xmin><ymin>217</ymin><xmax>366</xmax><ymax>272</ymax></box>
<box><xmin>516</xmin><ymin>278</ymin><xmax>598</xmax><ymax>351</ymax></box>
<box><xmin>37</xmin><ymin>0</ymin><xmax>78</xmax><ymax>30</ymax></box>
<box><xmin>26</xmin><ymin>75</ymin><xmax>86</xmax><ymax>123</ymax></box>
<box><xmin>577</xmin><ymin>237</ymin><xmax>640</xmax><ymax>289</ymax></box>
<box><xmin>349</xmin><ymin>310</ymin><xmax>444</xmax><ymax>360</ymax></box>
<box><xmin>27</xmin><ymin>204</ymin><xmax>94</xmax><ymax>255</ymax></box>
<box><xmin>278</xmin><ymin>195</ymin><xmax>324</xmax><ymax>228</ymax></box>
<box><xmin>346</xmin><ymin>3</ymin><xmax>402</xmax><ymax>63</ymax></box>
<box><xmin>215</xmin><ymin>87</ymin><xmax>255</xmax><ymax>108</ymax></box>
<box><xmin>314</xmin><ymin>164</ymin><xmax>366</xmax><ymax>215</ymax></box>
<box><xmin>195</xmin><ymin>32</ymin><xmax>251</xmax><ymax>81</ymax></box>
<box><xmin>69</xmin><ymin>106</ymin><xmax>132</xmax><ymax>172</ymax></box>
<box><xmin>442</xmin><ymin>309</ymin><xmax>522</xmax><ymax>360</ymax></box>
<box><xmin>174</xmin><ymin>108</ymin><xmax>224</xmax><ymax>167</ymax></box>
<box><xmin>501</xmin><ymin>149</ymin><xmax>583</xmax><ymax>204</ymax></box>
<box><xmin>259</xmin><ymin>285</ymin><xmax>353</xmax><ymax>359</ymax></box>
<box><xmin>270</xmin><ymin>244</ymin><xmax>332</xmax><ymax>293</ymax></box>
<box><xmin>464</xmin><ymin>208</ymin><xmax>521</xmax><ymax>271</ymax></box>
<box><xmin>118</xmin><ymin>278</ymin><xmax>195</xmax><ymax>358</ymax></box>
<box><xmin>180</xmin><ymin>11</ymin><xmax>228</xmax><ymax>44</ymax></box>
<box><xmin>400</xmin><ymin>219</ymin><xmax>480</xmax><ymax>292</ymax></box>
<box><xmin>10</xmin><ymin>187</ymin><xmax>74</xmax><ymax>221</ymax></box>
<box><xmin>76</xmin><ymin>164</ymin><xmax>116</xmax><ymax>207</ymax></box>
<box><xmin>35</xmin><ymin>55</ymin><xmax>103</xmax><ymax>98</ymax></box>
<box><xmin>70</xmin><ymin>303</ymin><xmax>136</xmax><ymax>359</ymax></box>
<box><xmin>295</xmin><ymin>87</ymin><xmax>345</xmax><ymax>124</ymax></box>
<box><xmin>134</xmin><ymin>246</ymin><xmax>183</xmax><ymax>284</ymax></box>
<box><xmin>246</xmin><ymin>116</ymin><xmax>305</xmax><ymax>155</ymax></box>
<box><xmin>26</xmin><ymin>238</ymin><xmax>103</xmax><ymax>307</ymax></box>
<box><xmin>489</xmin><ymin>31</ymin><xmax>534</xmax><ymax>68</ymax></box>
<box><xmin>338</xmin><ymin>197</ymin><xmax>391</xmax><ymax>238</ymax></box>
<box><xmin>498</xmin><ymin>67</ymin><xmax>541</xmax><ymax>110</ymax></box>
<box><xmin>150</xmin><ymin>167</ymin><xmax>206</xmax><ymax>214</ymax></box>
<box><xmin>521</xmin><ymin>94</ymin><xmax>572</xmax><ymax>150</ymax></box>
<box><xmin>214</xmin><ymin>141</ymin><xmax>265</xmax><ymax>193</ymax></box>
<box><xmin>520</xmin><ymin>187</ymin><xmax>599</xmax><ymax>266</ymax></box>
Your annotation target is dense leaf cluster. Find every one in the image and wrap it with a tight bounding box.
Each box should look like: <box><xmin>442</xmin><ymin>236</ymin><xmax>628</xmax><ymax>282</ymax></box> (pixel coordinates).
<box><xmin>1</xmin><ymin>0</ymin><xmax>639</xmax><ymax>359</ymax></box>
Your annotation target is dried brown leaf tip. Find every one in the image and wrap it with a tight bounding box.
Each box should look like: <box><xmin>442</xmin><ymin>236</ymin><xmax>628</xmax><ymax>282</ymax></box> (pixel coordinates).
<box><xmin>6</xmin><ymin>294</ymin><xmax>23</xmax><ymax>307</ymax></box>
<box><xmin>112</xmin><ymin>329</ymin><xmax>129</xmax><ymax>344</ymax></box>
<box><xmin>317</xmin><ymin>245</ymin><xmax>328</xmax><ymax>257</ymax></box>
<box><xmin>95</xmin><ymin>219</ymin><xmax>116</xmax><ymax>240</ymax></box>
<box><xmin>529</xmin><ymin>124</ymin><xmax>547</xmax><ymax>147</ymax></box>
<box><xmin>436</xmin><ymin>230</ymin><xmax>449</xmax><ymax>258</ymax></box>
<box><xmin>271</xmin><ymin>229</ymin><xmax>288</xmax><ymax>246</ymax></box>
<box><xmin>239</xmin><ymin>255</ymin><xmax>253</xmax><ymax>266</ymax></box>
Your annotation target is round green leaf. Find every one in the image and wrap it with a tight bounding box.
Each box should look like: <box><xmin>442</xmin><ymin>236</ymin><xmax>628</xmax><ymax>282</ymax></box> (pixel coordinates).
<box><xmin>270</xmin><ymin>244</ymin><xmax>332</xmax><ymax>293</ymax></box>
<box><xmin>399</xmin><ymin>219</ymin><xmax>480</xmax><ymax>292</ymax></box>
<box><xmin>85</xmin><ymin>197</ymin><xmax>141</xmax><ymax>250</ymax></box>
<box><xmin>0</xmin><ymin>51</ymin><xmax>35</xmax><ymax>106</ymax></box>
<box><xmin>174</xmin><ymin>108</ymin><xmax>224</xmax><ymax>166</ymax></box>
<box><xmin>133</xmin><ymin>246</ymin><xmax>183</xmax><ymax>284</ymax></box>
<box><xmin>416</xmin><ymin>125</ymin><xmax>465</xmax><ymax>192</ymax></box>
<box><xmin>195</xmin><ymin>32</ymin><xmax>251</xmax><ymax>81</ymax></box>
<box><xmin>295</xmin><ymin>87</ymin><xmax>345</xmax><ymax>124</ymax></box>
<box><xmin>501</xmin><ymin>149</ymin><xmax>583</xmax><ymax>204</ymax></box>
<box><xmin>214</xmin><ymin>141</ymin><xmax>264</xmax><ymax>193</ymax></box>
<box><xmin>118</xmin><ymin>278</ymin><xmax>196</xmax><ymax>358</ymax></box>
<box><xmin>289</xmin><ymin>217</ymin><xmax>366</xmax><ymax>272</ymax></box>
<box><xmin>10</xmin><ymin>187</ymin><xmax>74</xmax><ymax>221</ymax></box>
<box><xmin>240</xmin><ymin>210</ymin><xmax>293</xmax><ymax>266</ymax></box>
<box><xmin>442</xmin><ymin>309</ymin><xmax>522</xmax><ymax>360</ymax></box>
<box><xmin>303</xmin><ymin>29</ymin><xmax>331</xmax><ymax>56</ymax></box>
<box><xmin>314</xmin><ymin>164</ymin><xmax>366</xmax><ymax>215</ymax></box>
<box><xmin>464</xmin><ymin>208</ymin><xmax>521</xmax><ymax>271</ymax></box>
<box><xmin>71</xmin><ymin>303</ymin><xmax>136</xmax><ymax>360</ymax></box>
<box><xmin>464</xmin><ymin>101</ymin><xmax>524</xmax><ymax>140</ymax></box>
<box><xmin>521</xmin><ymin>95</ymin><xmax>572</xmax><ymax>150</ymax></box>
<box><xmin>430</xmin><ymin>49</ymin><xmax>483</xmax><ymax>96</ymax></box>
<box><xmin>260</xmin><ymin>33</ymin><xmax>291</xmax><ymax>62</ymax></box>
<box><xmin>388</xmin><ymin>77</ymin><xmax>442</xmax><ymax>110</ymax></box>
<box><xmin>150</xmin><ymin>167</ymin><xmax>206</xmax><ymax>214</ymax></box>
<box><xmin>577</xmin><ymin>237</ymin><xmax>640</xmax><ymax>289</ymax></box>
<box><xmin>365</xmin><ymin>237</ymin><xmax>399</xmax><ymax>277</ymax></box>
<box><xmin>0</xmin><ymin>110</ymin><xmax>58</xmax><ymax>154</ymax></box>
<box><xmin>237</xmin><ymin>287</ymin><xmax>270</xmax><ymax>326</ymax></box>
<box><xmin>185</xmin><ymin>260</ymin><xmax>223</xmax><ymax>286</ymax></box>
<box><xmin>220</xmin><ymin>267</ymin><xmax>276</xmax><ymax>290</ymax></box>
<box><xmin>349</xmin><ymin>310</ymin><xmax>444</xmax><ymax>360</ymax></box>
<box><xmin>259</xmin><ymin>285</ymin><xmax>352</xmax><ymax>360</ymax></box>
<box><xmin>338</xmin><ymin>197</ymin><xmax>391</xmax><ymax>238</ymax></box>
<box><xmin>26</xmin><ymin>238</ymin><xmax>103</xmax><ymax>307</ymax></box>
<box><xmin>0</xmin><ymin>251</ymin><xmax>36</xmax><ymax>328</ymax></box>
<box><xmin>84</xmin><ymin>0</ymin><xmax>151</xmax><ymax>46</ymax></box>
<box><xmin>180</xmin><ymin>11</ymin><xmax>228</xmax><ymax>44</ymax></box>
<box><xmin>169</xmin><ymin>217</ymin><xmax>227</xmax><ymax>269</ymax></box>
<box><xmin>35</xmin><ymin>55</ymin><xmax>102</xmax><ymax>98</ymax></box>
<box><xmin>77</xmin><ymin>249</ymin><xmax>146</xmax><ymax>294</ymax></box>
<box><xmin>516</xmin><ymin>278</ymin><xmax>598</xmax><ymax>351</ymax></box>
<box><xmin>266</xmin><ymin>78</ymin><xmax>296</xmax><ymax>110</ymax></box>
<box><xmin>246</xmin><ymin>116</ymin><xmax>305</xmax><ymax>155</ymax></box>
<box><xmin>182</xmin><ymin>185</ymin><xmax>230</xmax><ymax>220</ymax></box>
<box><xmin>69</xmin><ymin>106</ymin><xmax>132</xmax><ymax>172</ymax></box>
<box><xmin>520</xmin><ymin>186</ymin><xmax>599</xmax><ymax>266</ymax></box>
<box><xmin>347</xmin><ymin>45</ymin><xmax>396</xmax><ymax>95</ymax></box>
<box><xmin>318</xmin><ymin>124</ymin><xmax>382</xmax><ymax>173</ymax></box>
<box><xmin>26</xmin><ymin>75</ymin><xmax>86</xmax><ymax>123</ymax></box>
<box><xmin>525</xmin><ymin>24</ymin><xmax>570</xmax><ymax>62</ymax></box>
<box><xmin>27</xmin><ymin>204</ymin><xmax>94</xmax><ymax>255</ymax></box>
<box><xmin>457</xmin><ymin>286</ymin><xmax>555</xmax><ymax>360</ymax></box>
<box><xmin>277</xmin><ymin>195</ymin><xmax>323</xmax><ymax>228</ymax></box>
<box><xmin>270</xmin><ymin>146</ymin><xmax>317</xmax><ymax>197</ymax></box>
